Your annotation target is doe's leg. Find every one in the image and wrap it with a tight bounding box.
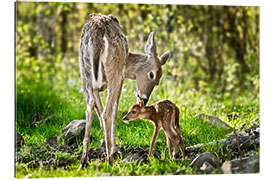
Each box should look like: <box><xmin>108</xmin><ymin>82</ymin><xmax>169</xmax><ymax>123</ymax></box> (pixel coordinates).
<box><xmin>102</xmin><ymin>78</ymin><xmax>123</xmax><ymax>165</ymax></box>
<box><xmin>79</xmin><ymin>98</ymin><xmax>95</xmax><ymax>169</ymax></box>
<box><xmin>93</xmin><ymin>90</ymin><xmax>104</xmax><ymax>132</ymax></box>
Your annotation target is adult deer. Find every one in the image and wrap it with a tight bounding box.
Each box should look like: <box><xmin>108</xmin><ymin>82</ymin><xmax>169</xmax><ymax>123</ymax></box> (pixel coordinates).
<box><xmin>78</xmin><ymin>14</ymin><xmax>169</xmax><ymax>168</ymax></box>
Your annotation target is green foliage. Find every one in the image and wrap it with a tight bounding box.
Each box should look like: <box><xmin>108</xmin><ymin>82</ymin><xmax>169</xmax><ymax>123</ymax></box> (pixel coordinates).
<box><xmin>15</xmin><ymin>2</ymin><xmax>259</xmax><ymax>178</ymax></box>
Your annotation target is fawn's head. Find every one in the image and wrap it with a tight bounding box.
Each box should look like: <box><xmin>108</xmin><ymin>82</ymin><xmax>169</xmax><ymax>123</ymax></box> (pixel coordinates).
<box><xmin>135</xmin><ymin>32</ymin><xmax>170</xmax><ymax>106</ymax></box>
<box><xmin>122</xmin><ymin>102</ymin><xmax>150</xmax><ymax>123</ymax></box>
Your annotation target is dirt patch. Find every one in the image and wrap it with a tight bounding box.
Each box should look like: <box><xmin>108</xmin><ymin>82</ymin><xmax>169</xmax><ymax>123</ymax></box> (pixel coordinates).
<box><xmin>16</xmin><ymin>144</ymin><xmax>79</xmax><ymax>169</ymax></box>
<box><xmin>16</xmin><ymin>142</ymin><xmax>160</xmax><ymax>169</ymax></box>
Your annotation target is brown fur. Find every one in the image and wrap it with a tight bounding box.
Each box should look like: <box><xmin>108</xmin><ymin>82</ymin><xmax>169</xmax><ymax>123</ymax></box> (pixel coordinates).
<box><xmin>123</xmin><ymin>100</ymin><xmax>185</xmax><ymax>160</ymax></box>
<box><xmin>79</xmin><ymin>14</ymin><xmax>170</xmax><ymax>168</ymax></box>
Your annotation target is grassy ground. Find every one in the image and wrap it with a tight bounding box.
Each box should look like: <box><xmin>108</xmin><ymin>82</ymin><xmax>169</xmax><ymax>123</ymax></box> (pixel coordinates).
<box><xmin>15</xmin><ymin>76</ymin><xmax>259</xmax><ymax>178</ymax></box>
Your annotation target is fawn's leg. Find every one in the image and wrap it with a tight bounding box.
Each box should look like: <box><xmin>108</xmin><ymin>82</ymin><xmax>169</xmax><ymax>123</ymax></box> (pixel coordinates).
<box><xmin>80</xmin><ymin>91</ymin><xmax>95</xmax><ymax>169</ymax></box>
<box><xmin>172</xmin><ymin>139</ymin><xmax>178</xmax><ymax>159</ymax></box>
<box><xmin>166</xmin><ymin>128</ymin><xmax>179</xmax><ymax>159</ymax></box>
<box><xmin>148</xmin><ymin>124</ymin><xmax>161</xmax><ymax>159</ymax></box>
<box><xmin>175</xmin><ymin>123</ymin><xmax>185</xmax><ymax>160</ymax></box>
<box><xmin>172</xmin><ymin>109</ymin><xmax>185</xmax><ymax>160</ymax></box>
<box><xmin>174</xmin><ymin>121</ymin><xmax>185</xmax><ymax>159</ymax></box>
<box><xmin>179</xmin><ymin>134</ymin><xmax>185</xmax><ymax>160</ymax></box>
<box><xmin>166</xmin><ymin>134</ymin><xmax>172</xmax><ymax>159</ymax></box>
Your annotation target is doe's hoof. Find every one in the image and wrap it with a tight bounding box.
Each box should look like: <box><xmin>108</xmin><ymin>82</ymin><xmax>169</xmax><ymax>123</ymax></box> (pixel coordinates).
<box><xmin>107</xmin><ymin>156</ymin><xmax>114</xmax><ymax>166</ymax></box>
<box><xmin>79</xmin><ymin>153</ymin><xmax>89</xmax><ymax>169</ymax></box>
<box><xmin>79</xmin><ymin>162</ymin><xmax>88</xmax><ymax>170</ymax></box>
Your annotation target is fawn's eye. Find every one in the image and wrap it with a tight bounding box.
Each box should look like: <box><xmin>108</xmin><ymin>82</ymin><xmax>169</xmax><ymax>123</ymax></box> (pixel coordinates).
<box><xmin>148</xmin><ymin>71</ymin><xmax>155</xmax><ymax>80</ymax></box>
<box><xmin>132</xmin><ymin>110</ymin><xmax>136</xmax><ymax>114</ymax></box>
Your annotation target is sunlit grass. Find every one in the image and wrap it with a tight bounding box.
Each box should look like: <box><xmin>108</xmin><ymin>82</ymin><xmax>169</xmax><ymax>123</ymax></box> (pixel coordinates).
<box><xmin>15</xmin><ymin>76</ymin><xmax>259</xmax><ymax>178</ymax></box>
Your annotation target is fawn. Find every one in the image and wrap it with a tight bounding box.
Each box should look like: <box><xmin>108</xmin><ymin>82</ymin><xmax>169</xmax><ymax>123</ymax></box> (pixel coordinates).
<box><xmin>122</xmin><ymin>100</ymin><xmax>185</xmax><ymax>160</ymax></box>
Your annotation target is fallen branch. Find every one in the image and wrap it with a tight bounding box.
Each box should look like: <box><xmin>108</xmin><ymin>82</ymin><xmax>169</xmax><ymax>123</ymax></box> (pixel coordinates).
<box><xmin>185</xmin><ymin>128</ymin><xmax>260</xmax><ymax>154</ymax></box>
<box><xmin>194</xmin><ymin>113</ymin><xmax>233</xmax><ymax>131</ymax></box>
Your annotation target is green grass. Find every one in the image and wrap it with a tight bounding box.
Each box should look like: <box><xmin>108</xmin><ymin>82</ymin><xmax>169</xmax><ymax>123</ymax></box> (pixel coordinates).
<box><xmin>16</xmin><ymin>158</ymin><xmax>196</xmax><ymax>178</ymax></box>
<box><xmin>15</xmin><ymin>77</ymin><xmax>260</xmax><ymax>178</ymax></box>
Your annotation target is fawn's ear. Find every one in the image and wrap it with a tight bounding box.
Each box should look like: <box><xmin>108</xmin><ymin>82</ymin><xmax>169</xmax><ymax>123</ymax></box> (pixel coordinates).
<box><xmin>145</xmin><ymin>32</ymin><xmax>157</xmax><ymax>57</ymax></box>
<box><xmin>139</xmin><ymin>100</ymin><xmax>145</xmax><ymax>107</ymax></box>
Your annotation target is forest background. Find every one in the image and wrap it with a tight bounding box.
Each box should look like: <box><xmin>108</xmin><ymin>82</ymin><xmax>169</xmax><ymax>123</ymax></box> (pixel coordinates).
<box><xmin>13</xmin><ymin>1</ymin><xmax>261</xmax><ymax>178</ymax></box>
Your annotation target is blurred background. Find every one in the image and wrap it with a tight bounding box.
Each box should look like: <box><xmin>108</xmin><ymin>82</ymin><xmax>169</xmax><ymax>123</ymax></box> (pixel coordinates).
<box><xmin>16</xmin><ymin>2</ymin><xmax>259</xmax><ymax>128</ymax></box>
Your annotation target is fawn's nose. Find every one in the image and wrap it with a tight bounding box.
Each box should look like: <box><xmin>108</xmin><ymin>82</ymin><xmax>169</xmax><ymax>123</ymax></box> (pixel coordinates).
<box><xmin>122</xmin><ymin>114</ymin><xmax>130</xmax><ymax>124</ymax></box>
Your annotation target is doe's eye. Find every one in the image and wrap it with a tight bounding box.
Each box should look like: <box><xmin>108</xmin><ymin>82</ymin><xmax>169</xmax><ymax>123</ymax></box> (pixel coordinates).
<box><xmin>132</xmin><ymin>110</ymin><xmax>136</xmax><ymax>114</ymax></box>
<box><xmin>148</xmin><ymin>71</ymin><xmax>154</xmax><ymax>80</ymax></box>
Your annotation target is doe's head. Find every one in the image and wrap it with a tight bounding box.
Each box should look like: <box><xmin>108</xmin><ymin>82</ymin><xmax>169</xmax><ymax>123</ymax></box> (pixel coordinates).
<box><xmin>122</xmin><ymin>102</ymin><xmax>147</xmax><ymax>123</ymax></box>
<box><xmin>136</xmin><ymin>32</ymin><xmax>170</xmax><ymax>106</ymax></box>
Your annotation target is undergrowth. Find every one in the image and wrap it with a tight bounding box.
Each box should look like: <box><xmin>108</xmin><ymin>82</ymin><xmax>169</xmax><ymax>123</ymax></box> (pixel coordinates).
<box><xmin>15</xmin><ymin>77</ymin><xmax>259</xmax><ymax>178</ymax></box>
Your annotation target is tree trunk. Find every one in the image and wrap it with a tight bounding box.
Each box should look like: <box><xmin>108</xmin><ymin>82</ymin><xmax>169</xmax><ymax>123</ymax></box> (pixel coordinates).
<box><xmin>60</xmin><ymin>9</ymin><xmax>68</xmax><ymax>53</ymax></box>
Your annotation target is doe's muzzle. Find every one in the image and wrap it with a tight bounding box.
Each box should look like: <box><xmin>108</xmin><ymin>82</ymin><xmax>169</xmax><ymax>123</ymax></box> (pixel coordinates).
<box><xmin>137</xmin><ymin>95</ymin><xmax>148</xmax><ymax>106</ymax></box>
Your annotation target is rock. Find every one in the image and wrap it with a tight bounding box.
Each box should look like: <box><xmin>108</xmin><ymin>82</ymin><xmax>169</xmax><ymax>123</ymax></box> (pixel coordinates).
<box><xmin>46</xmin><ymin>137</ymin><xmax>58</xmax><ymax>148</ymax></box>
<box><xmin>200</xmin><ymin>161</ymin><xmax>215</xmax><ymax>173</ymax></box>
<box><xmin>221</xmin><ymin>155</ymin><xmax>259</xmax><ymax>174</ymax></box>
<box><xmin>88</xmin><ymin>147</ymin><xmax>106</xmax><ymax>161</ymax></box>
<box><xmin>123</xmin><ymin>153</ymin><xmax>147</xmax><ymax>164</ymax></box>
<box><xmin>62</xmin><ymin>120</ymin><xmax>86</xmax><ymax>145</ymax></box>
<box><xmin>100</xmin><ymin>139</ymin><xmax>106</xmax><ymax>148</ymax></box>
<box><xmin>221</xmin><ymin>161</ymin><xmax>233</xmax><ymax>174</ymax></box>
<box><xmin>190</xmin><ymin>152</ymin><xmax>221</xmax><ymax>171</ymax></box>
<box><xmin>230</xmin><ymin>155</ymin><xmax>259</xmax><ymax>173</ymax></box>
<box><xmin>244</xmin><ymin>155</ymin><xmax>259</xmax><ymax>173</ymax></box>
<box><xmin>16</xmin><ymin>132</ymin><xmax>25</xmax><ymax>147</ymax></box>
<box><xmin>123</xmin><ymin>153</ymin><xmax>140</xmax><ymax>162</ymax></box>
<box><xmin>226</xmin><ymin>129</ymin><xmax>248</xmax><ymax>138</ymax></box>
<box><xmin>194</xmin><ymin>113</ymin><xmax>233</xmax><ymax>131</ymax></box>
<box><xmin>15</xmin><ymin>152</ymin><xmax>22</xmax><ymax>162</ymax></box>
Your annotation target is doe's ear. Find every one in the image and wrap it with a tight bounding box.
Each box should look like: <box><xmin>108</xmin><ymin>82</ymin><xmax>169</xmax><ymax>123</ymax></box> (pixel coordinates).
<box><xmin>145</xmin><ymin>32</ymin><xmax>157</xmax><ymax>57</ymax></box>
<box><xmin>159</xmin><ymin>51</ymin><xmax>170</xmax><ymax>66</ymax></box>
